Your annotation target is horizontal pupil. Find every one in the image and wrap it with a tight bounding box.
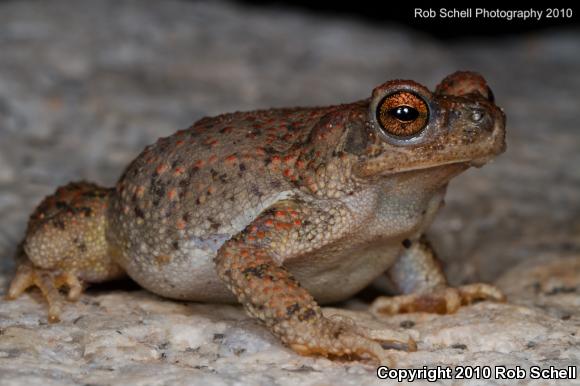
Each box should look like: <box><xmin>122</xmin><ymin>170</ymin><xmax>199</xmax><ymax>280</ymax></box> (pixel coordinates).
<box><xmin>388</xmin><ymin>106</ymin><xmax>418</xmax><ymax>122</ymax></box>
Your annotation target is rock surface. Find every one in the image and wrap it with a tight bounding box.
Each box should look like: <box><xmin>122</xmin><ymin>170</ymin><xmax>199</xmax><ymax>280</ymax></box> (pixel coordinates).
<box><xmin>0</xmin><ymin>1</ymin><xmax>579</xmax><ymax>385</ymax></box>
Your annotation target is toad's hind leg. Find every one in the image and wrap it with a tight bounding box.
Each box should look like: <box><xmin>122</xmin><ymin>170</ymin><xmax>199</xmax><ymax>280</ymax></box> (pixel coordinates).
<box><xmin>6</xmin><ymin>182</ymin><xmax>125</xmax><ymax>322</ymax></box>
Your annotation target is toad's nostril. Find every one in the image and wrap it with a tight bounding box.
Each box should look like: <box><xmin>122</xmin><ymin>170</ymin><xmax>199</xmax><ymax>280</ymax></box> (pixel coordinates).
<box><xmin>470</xmin><ymin>110</ymin><xmax>484</xmax><ymax>123</ymax></box>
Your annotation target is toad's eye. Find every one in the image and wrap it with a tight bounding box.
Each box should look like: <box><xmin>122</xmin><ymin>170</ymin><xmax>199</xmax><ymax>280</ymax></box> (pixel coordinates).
<box><xmin>376</xmin><ymin>91</ymin><xmax>429</xmax><ymax>138</ymax></box>
<box><xmin>390</xmin><ymin>106</ymin><xmax>418</xmax><ymax>122</ymax></box>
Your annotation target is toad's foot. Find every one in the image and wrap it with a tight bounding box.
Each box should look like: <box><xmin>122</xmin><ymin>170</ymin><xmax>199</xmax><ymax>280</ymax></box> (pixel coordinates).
<box><xmin>6</xmin><ymin>261</ymin><xmax>84</xmax><ymax>323</ymax></box>
<box><xmin>282</xmin><ymin>317</ymin><xmax>412</xmax><ymax>366</ymax></box>
<box><xmin>370</xmin><ymin>283</ymin><xmax>506</xmax><ymax>315</ymax></box>
<box><xmin>325</xmin><ymin>313</ymin><xmax>417</xmax><ymax>352</ymax></box>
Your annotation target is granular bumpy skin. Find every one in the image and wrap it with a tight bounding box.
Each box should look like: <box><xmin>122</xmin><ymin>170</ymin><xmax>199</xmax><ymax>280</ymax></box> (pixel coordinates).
<box><xmin>8</xmin><ymin>71</ymin><xmax>507</xmax><ymax>363</ymax></box>
<box><xmin>8</xmin><ymin>182</ymin><xmax>124</xmax><ymax>322</ymax></box>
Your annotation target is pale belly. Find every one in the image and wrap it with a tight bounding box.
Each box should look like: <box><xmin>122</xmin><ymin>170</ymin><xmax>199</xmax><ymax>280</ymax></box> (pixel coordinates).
<box><xmin>117</xmin><ymin>235</ymin><xmax>402</xmax><ymax>305</ymax></box>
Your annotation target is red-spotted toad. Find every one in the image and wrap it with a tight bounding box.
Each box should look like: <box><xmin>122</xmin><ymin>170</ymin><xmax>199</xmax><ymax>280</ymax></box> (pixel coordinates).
<box><xmin>7</xmin><ymin>71</ymin><xmax>506</xmax><ymax>364</ymax></box>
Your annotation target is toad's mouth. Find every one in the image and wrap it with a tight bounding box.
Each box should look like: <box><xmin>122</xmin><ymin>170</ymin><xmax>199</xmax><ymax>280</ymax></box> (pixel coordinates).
<box><xmin>357</xmin><ymin>152</ymin><xmax>498</xmax><ymax>179</ymax></box>
<box><xmin>467</xmin><ymin>154</ymin><xmax>496</xmax><ymax>168</ymax></box>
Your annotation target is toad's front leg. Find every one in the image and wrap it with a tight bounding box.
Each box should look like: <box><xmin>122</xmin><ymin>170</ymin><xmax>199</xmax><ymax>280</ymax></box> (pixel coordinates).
<box><xmin>214</xmin><ymin>203</ymin><xmax>414</xmax><ymax>365</ymax></box>
<box><xmin>370</xmin><ymin>237</ymin><xmax>505</xmax><ymax>315</ymax></box>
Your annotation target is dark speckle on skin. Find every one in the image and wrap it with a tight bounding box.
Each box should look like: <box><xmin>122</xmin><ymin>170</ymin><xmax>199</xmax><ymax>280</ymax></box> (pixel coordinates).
<box><xmin>55</xmin><ymin>201</ymin><xmax>68</xmax><ymax>210</ymax></box>
<box><xmin>286</xmin><ymin>303</ymin><xmax>300</xmax><ymax>317</ymax></box>
<box><xmin>134</xmin><ymin>207</ymin><xmax>145</xmax><ymax>219</ymax></box>
<box><xmin>250</xmin><ymin>185</ymin><xmax>262</xmax><ymax>198</ymax></box>
<box><xmin>242</xmin><ymin>263</ymin><xmax>269</xmax><ymax>278</ymax></box>
<box><xmin>298</xmin><ymin>308</ymin><xmax>317</xmax><ymax>321</ymax></box>
<box><xmin>207</xmin><ymin>217</ymin><xmax>221</xmax><ymax>231</ymax></box>
<box><xmin>78</xmin><ymin>242</ymin><xmax>88</xmax><ymax>252</ymax></box>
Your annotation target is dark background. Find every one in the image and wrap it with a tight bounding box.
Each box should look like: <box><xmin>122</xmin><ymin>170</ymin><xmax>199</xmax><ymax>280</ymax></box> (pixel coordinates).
<box><xmin>239</xmin><ymin>1</ymin><xmax>580</xmax><ymax>39</ymax></box>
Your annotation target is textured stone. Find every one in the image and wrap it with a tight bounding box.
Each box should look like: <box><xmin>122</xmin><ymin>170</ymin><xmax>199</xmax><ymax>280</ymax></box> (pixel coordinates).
<box><xmin>0</xmin><ymin>0</ymin><xmax>579</xmax><ymax>385</ymax></box>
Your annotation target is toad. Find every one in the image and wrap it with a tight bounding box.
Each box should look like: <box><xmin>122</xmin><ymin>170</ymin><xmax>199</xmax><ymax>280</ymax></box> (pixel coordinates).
<box><xmin>7</xmin><ymin>71</ymin><xmax>506</xmax><ymax>364</ymax></box>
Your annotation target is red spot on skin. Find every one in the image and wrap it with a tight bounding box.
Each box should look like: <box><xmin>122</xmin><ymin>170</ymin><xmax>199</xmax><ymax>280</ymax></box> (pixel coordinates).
<box><xmin>296</xmin><ymin>160</ymin><xmax>306</xmax><ymax>169</ymax></box>
<box><xmin>167</xmin><ymin>189</ymin><xmax>177</xmax><ymax>201</ymax></box>
<box><xmin>225</xmin><ymin>154</ymin><xmax>238</xmax><ymax>164</ymax></box>
<box><xmin>207</xmin><ymin>186</ymin><xmax>216</xmax><ymax>195</ymax></box>
<box><xmin>173</xmin><ymin>166</ymin><xmax>185</xmax><ymax>176</ymax></box>
<box><xmin>205</xmin><ymin>138</ymin><xmax>219</xmax><ymax>147</ymax></box>
<box><xmin>156</xmin><ymin>164</ymin><xmax>168</xmax><ymax>174</ymax></box>
<box><xmin>176</xmin><ymin>219</ymin><xmax>186</xmax><ymax>230</ymax></box>
<box><xmin>264</xmin><ymin>219</ymin><xmax>274</xmax><ymax>227</ymax></box>
<box><xmin>136</xmin><ymin>186</ymin><xmax>145</xmax><ymax>198</ymax></box>
<box><xmin>289</xmin><ymin>211</ymin><xmax>299</xmax><ymax>218</ymax></box>
<box><xmin>271</xmin><ymin>156</ymin><xmax>281</xmax><ymax>164</ymax></box>
<box><xmin>283</xmin><ymin>169</ymin><xmax>293</xmax><ymax>177</ymax></box>
<box><xmin>240</xmin><ymin>250</ymin><xmax>249</xmax><ymax>258</ymax></box>
<box><xmin>293</xmin><ymin>219</ymin><xmax>302</xmax><ymax>226</ymax></box>
<box><xmin>275</xmin><ymin>222</ymin><xmax>292</xmax><ymax>230</ymax></box>
<box><xmin>250</xmin><ymin>225</ymin><xmax>258</xmax><ymax>233</ymax></box>
<box><xmin>194</xmin><ymin>159</ymin><xmax>205</xmax><ymax>168</ymax></box>
<box><xmin>283</xmin><ymin>155</ymin><xmax>296</xmax><ymax>164</ymax></box>
<box><xmin>175</xmin><ymin>140</ymin><xmax>185</xmax><ymax>146</ymax></box>
<box><xmin>257</xmin><ymin>231</ymin><xmax>266</xmax><ymax>239</ymax></box>
<box><xmin>275</xmin><ymin>210</ymin><xmax>286</xmax><ymax>219</ymax></box>
<box><xmin>208</xmin><ymin>155</ymin><xmax>218</xmax><ymax>164</ymax></box>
